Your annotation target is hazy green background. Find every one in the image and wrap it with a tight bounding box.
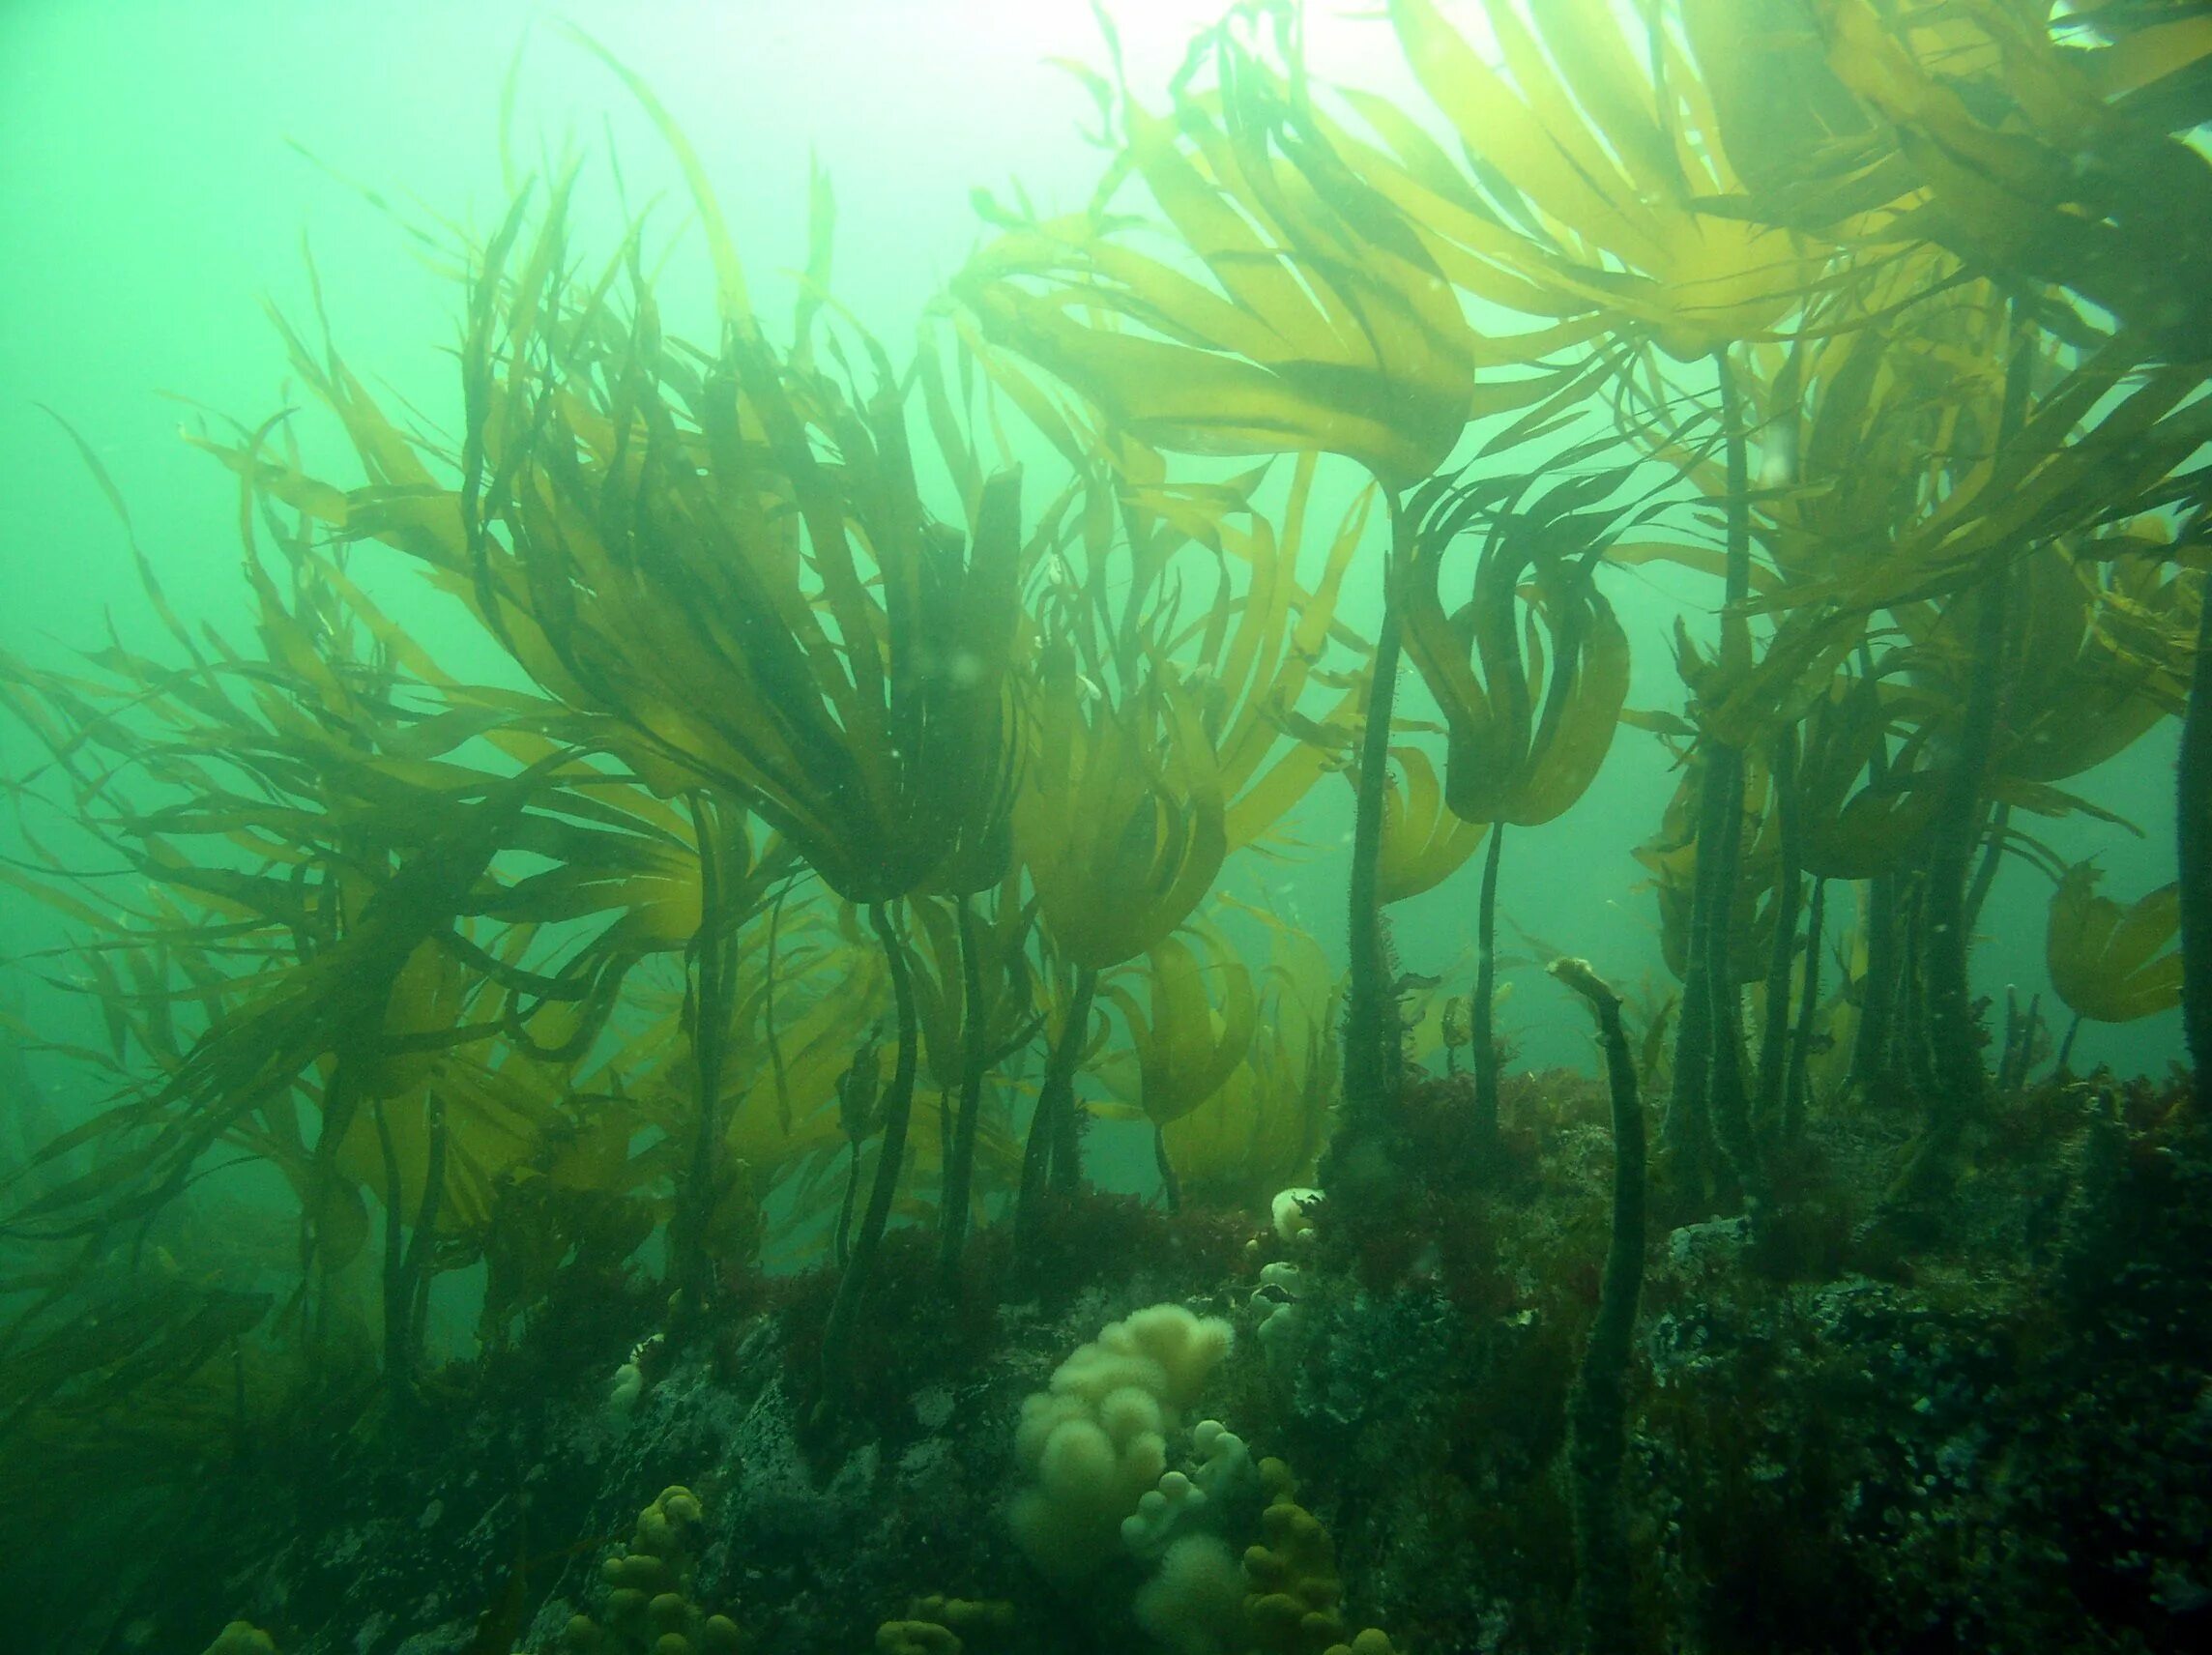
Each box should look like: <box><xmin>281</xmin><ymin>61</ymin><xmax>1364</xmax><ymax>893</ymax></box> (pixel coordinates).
<box><xmin>0</xmin><ymin>0</ymin><xmax>2183</xmax><ymax>1104</ymax></box>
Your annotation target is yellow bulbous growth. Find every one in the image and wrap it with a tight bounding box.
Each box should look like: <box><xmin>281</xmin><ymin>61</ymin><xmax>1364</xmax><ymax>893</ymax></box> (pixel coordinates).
<box><xmin>200</xmin><ymin>1625</ymin><xmax>279</xmax><ymax>1655</ymax></box>
<box><xmin>567</xmin><ymin>1486</ymin><xmax>738</xmax><ymax>1655</ymax></box>
<box><xmin>873</xmin><ymin>1595</ymin><xmax>1014</xmax><ymax>1654</ymax></box>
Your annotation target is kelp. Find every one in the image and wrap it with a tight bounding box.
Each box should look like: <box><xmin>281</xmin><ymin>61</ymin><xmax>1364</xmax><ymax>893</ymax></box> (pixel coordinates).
<box><xmin>2046</xmin><ymin>862</ymin><xmax>2184</xmax><ymax>1027</ymax></box>
<box><xmin>0</xmin><ymin>550</ymin><xmax>612</xmax><ymax>1255</ymax></box>
<box><xmin>1099</xmin><ymin>921</ymin><xmax>1260</xmax><ymax>1137</ymax></box>
<box><xmin>0</xmin><ymin>400</ymin><xmax>810</xmax><ymax>1395</ymax></box>
<box><xmin>954</xmin><ymin>0</ymin><xmax>2207</xmax><ymax>1193</ymax></box>
<box><xmin>2182</xmin><ymin>521</ymin><xmax>2212</xmax><ymax>1075</ymax></box>
<box><xmin>1015</xmin><ymin>452</ymin><xmax>1365</xmax><ymax>971</ymax></box>
<box><xmin>1314</xmin><ymin>0</ymin><xmax>1882</xmax><ymax>1204</ymax></box>
<box><xmin>1018</xmin><ymin>648</ymin><xmax>1229</xmax><ymax>973</ymax></box>
<box><xmin>199</xmin><ymin>81</ymin><xmax>1049</xmax><ymax>1391</ymax></box>
<box><xmin>4</xmin><ymin>756</ymin><xmax>578</xmax><ymax>1245</ymax></box>
<box><xmin>216</xmin><ymin>195</ymin><xmax>1027</xmax><ymax>911</ymax></box>
<box><xmin>1987</xmin><ymin>537</ymin><xmax>2197</xmax><ymax>790</ymax></box>
<box><xmin>1158</xmin><ymin>900</ymin><xmax>1339</xmax><ymax>1210</ymax></box>
<box><xmin>1634</xmin><ymin>754</ymin><xmax>1786</xmax><ymax>994</ymax></box>
<box><xmin>1396</xmin><ymin>461</ymin><xmax>1636</xmax><ymax>1157</ymax></box>
<box><xmin>901</xmin><ymin>879</ymin><xmax>1043</xmax><ymax>1285</ymax></box>
<box><xmin>0</xmin><ymin>1264</ymin><xmax>270</xmax><ymax>1442</ymax></box>
<box><xmin>1000</xmin><ymin>441</ymin><xmax>1368</xmax><ymax>1209</ymax></box>
<box><xmin>1811</xmin><ymin>0</ymin><xmax>2212</xmax><ymax>361</ymax></box>
<box><xmin>3</xmin><ymin>0</ymin><xmax>2209</xmax><ymax>1509</ymax></box>
<box><xmin>1613</xmin><ymin>221</ymin><xmax>2192</xmax><ymax>1194</ymax></box>
<box><xmin>950</xmin><ymin>15</ymin><xmax>1499</xmax><ymax>1142</ymax></box>
<box><xmin>1377</xmin><ymin>748</ymin><xmax>1486</xmax><ymax>906</ymax></box>
<box><xmin>1396</xmin><ymin>462</ymin><xmax>1634</xmax><ymax>830</ymax></box>
<box><xmin>954</xmin><ymin>13</ymin><xmax>1477</xmax><ymax>490</ymax></box>
<box><xmin>1371</xmin><ymin>0</ymin><xmax>1824</xmax><ymax>362</ymax></box>
<box><xmin>1793</xmin><ymin>660</ymin><xmax>1947</xmax><ymax>885</ymax></box>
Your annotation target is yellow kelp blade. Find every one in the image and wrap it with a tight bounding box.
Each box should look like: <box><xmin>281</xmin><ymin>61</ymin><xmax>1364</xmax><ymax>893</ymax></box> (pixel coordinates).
<box><xmin>1819</xmin><ymin>0</ymin><xmax>2212</xmax><ymax>359</ymax></box>
<box><xmin>901</xmin><ymin>882</ymin><xmax>1040</xmax><ymax>1094</ymax></box>
<box><xmin>1398</xmin><ymin>471</ymin><xmax>1634</xmax><ymax>828</ymax></box>
<box><xmin>1791</xmin><ymin>339</ymin><xmax>2212</xmax><ymax>616</ymax></box>
<box><xmin>1996</xmin><ymin>548</ymin><xmax>2185</xmax><ymax>786</ymax></box>
<box><xmin>1101</xmin><ymin>925</ymin><xmax>1260</xmax><ymax>1131</ymax></box>
<box><xmin>1380</xmin><ymin>746</ymin><xmax>1488</xmax><ymax>904</ymax></box>
<box><xmin>720</xmin><ymin>935</ymin><xmax>889</xmax><ymax>1178</ymax></box>
<box><xmin>331</xmin><ymin>1006</ymin><xmax>574</xmax><ymax>1243</ymax></box>
<box><xmin>1379</xmin><ymin>0</ymin><xmax>1819</xmax><ymax>359</ymax></box>
<box><xmin>1021</xmin><ymin>439</ymin><xmax>1368</xmax><ymax>871</ymax></box>
<box><xmin>202</xmin><ymin>182</ymin><xmax>1028</xmax><ymax>909</ymax></box>
<box><xmin>2046</xmin><ymin>861</ymin><xmax>2183</xmax><ymax>1024</ymax></box>
<box><xmin>1159</xmin><ymin>899</ymin><xmax>1338</xmax><ymax>1209</ymax></box>
<box><xmin>1795</xmin><ymin>677</ymin><xmax>1945</xmax><ymax>882</ymax></box>
<box><xmin>1204</xmin><ymin>455</ymin><xmax>1375</xmax><ymax>850</ymax></box>
<box><xmin>1159</xmin><ymin>1022</ymin><xmax>1329</xmax><ymax>1212</ymax></box>
<box><xmin>955</xmin><ymin>34</ymin><xmax>1476</xmax><ymax>489</ymax></box>
<box><xmin>560</xmin><ymin>26</ymin><xmax>754</xmax><ymax>328</ymax></box>
<box><xmin>1507</xmin><ymin>577</ymin><xmax>1630</xmax><ymax>826</ymax></box>
<box><xmin>1016</xmin><ymin>657</ymin><xmax>1228</xmax><ymax>971</ymax></box>
<box><xmin>1679</xmin><ymin>0</ymin><xmax>1877</xmax><ymax>198</ymax></box>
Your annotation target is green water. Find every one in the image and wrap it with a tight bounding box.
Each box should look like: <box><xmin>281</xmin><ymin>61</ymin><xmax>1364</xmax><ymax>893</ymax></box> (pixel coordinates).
<box><xmin>0</xmin><ymin>4</ymin><xmax>2203</xmax><ymax>1652</ymax></box>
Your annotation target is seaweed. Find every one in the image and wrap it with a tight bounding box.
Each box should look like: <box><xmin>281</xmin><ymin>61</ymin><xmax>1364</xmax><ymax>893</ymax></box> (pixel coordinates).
<box><xmin>2</xmin><ymin>4</ymin><xmax>2209</xmax><ymax>1650</ymax></box>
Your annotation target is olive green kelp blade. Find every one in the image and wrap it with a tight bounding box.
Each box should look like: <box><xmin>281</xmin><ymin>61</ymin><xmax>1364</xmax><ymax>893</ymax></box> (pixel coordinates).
<box><xmin>194</xmin><ymin>180</ymin><xmax>1026</xmax><ymax>907</ymax></box>
<box><xmin>1379</xmin><ymin>745</ymin><xmax>1488</xmax><ymax>905</ymax></box>
<box><xmin>955</xmin><ymin>28</ymin><xmax>1477</xmax><ymax>489</ymax></box>
<box><xmin>1397</xmin><ymin>467</ymin><xmax>1633</xmax><ymax>828</ymax></box>
<box><xmin>2047</xmin><ymin>861</ymin><xmax>2184</xmax><ymax>1025</ymax></box>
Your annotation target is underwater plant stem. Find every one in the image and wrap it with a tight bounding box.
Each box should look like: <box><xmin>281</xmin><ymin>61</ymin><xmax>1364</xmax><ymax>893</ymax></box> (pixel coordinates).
<box><xmin>1849</xmin><ymin>872</ymin><xmax>1903</xmax><ymax>1095</ymax></box>
<box><xmin>1666</xmin><ymin>762</ymin><xmax>1723</xmax><ymax>1193</ymax></box>
<box><xmin>675</xmin><ymin>793</ymin><xmax>730</xmax><ymax>1320</ymax></box>
<box><xmin>1713</xmin><ymin>343</ymin><xmax>1753</xmax><ymax>672</ymax></box>
<box><xmin>2054</xmin><ymin>1009</ymin><xmax>2083</xmax><ymax>1076</ymax></box>
<box><xmin>1899</xmin><ymin>880</ymin><xmax>1941</xmax><ymax>1098</ymax></box>
<box><xmin>1153</xmin><ymin>1125</ymin><xmax>1182</xmax><ymax>1214</ymax></box>
<box><xmin>1703</xmin><ymin>744</ymin><xmax>1756</xmax><ymax>1205</ymax></box>
<box><xmin>764</xmin><ymin>876</ymin><xmax>793</xmax><ymax>1136</ymax></box>
<box><xmin>369</xmin><ymin>1093</ymin><xmax>446</xmax><ymax>1405</ymax></box>
<box><xmin>821</xmin><ymin>901</ymin><xmax>919</xmax><ymax>1401</ymax></box>
<box><xmin>1016</xmin><ymin>964</ymin><xmax>1096</xmax><ymax>1249</ymax></box>
<box><xmin>2180</xmin><ymin>572</ymin><xmax>2212</xmax><ymax>1083</ymax></box>
<box><xmin>308</xmin><ymin>1060</ymin><xmax>362</xmax><ymax>1363</ymax></box>
<box><xmin>833</xmin><ymin>1145</ymin><xmax>859</xmax><ymax>1271</ymax></box>
<box><xmin>1704</xmin><ymin>346</ymin><xmax>1757</xmax><ymax>1208</ymax></box>
<box><xmin>1342</xmin><ymin>581</ymin><xmax>1407</xmax><ymax>1132</ymax></box>
<box><xmin>404</xmin><ymin>1097</ymin><xmax>447</xmax><ymax>1373</ymax></box>
<box><xmin>1965</xmin><ymin>800</ymin><xmax>2011</xmax><ymax>934</ymax></box>
<box><xmin>1847</xmin><ymin>650</ymin><xmax>1902</xmax><ymax>1096</ymax></box>
<box><xmin>1924</xmin><ymin>574</ymin><xmax>2009</xmax><ymax>1132</ymax></box>
<box><xmin>1046</xmin><ymin>965</ymin><xmax>1099</xmax><ymax>1196</ymax></box>
<box><xmin>1757</xmin><ymin>725</ymin><xmax>1803</xmax><ymax>1130</ymax></box>
<box><xmin>1549</xmin><ymin>956</ymin><xmax>1645</xmax><ymax>1655</ymax></box>
<box><xmin>1471</xmin><ymin>823</ymin><xmax>1504</xmax><ymax>1158</ymax></box>
<box><xmin>1785</xmin><ymin>877</ymin><xmax>1826</xmax><ymax>1140</ymax></box>
<box><xmin>936</xmin><ymin>894</ymin><xmax>989</xmax><ymax>1293</ymax></box>
<box><xmin>372</xmin><ymin>1098</ymin><xmax>412</xmax><ymax>1402</ymax></box>
<box><xmin>1915</xmin><ymin>304</ymin><xmax>2029</xmax><ymax>1167</ymax></box>
<box><xmin>1998</xmin><ymin>991</ymin><xmax>2041</xmax><ymax>1092</ymax></box>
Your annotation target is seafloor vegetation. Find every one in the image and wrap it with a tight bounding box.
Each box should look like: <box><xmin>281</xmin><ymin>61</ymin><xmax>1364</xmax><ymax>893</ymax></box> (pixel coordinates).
<box><xmin>3</xmin><ymin>2</ymin><xmax>2209</xmax><ymax>1652</ymax></box>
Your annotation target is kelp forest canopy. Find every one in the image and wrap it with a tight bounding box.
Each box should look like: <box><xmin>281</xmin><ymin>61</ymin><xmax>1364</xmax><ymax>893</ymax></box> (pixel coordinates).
<box><xmin>0</xmin><ymin>0</ymin><xmax>2207</xmax><ymax>1495</ymax></box>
